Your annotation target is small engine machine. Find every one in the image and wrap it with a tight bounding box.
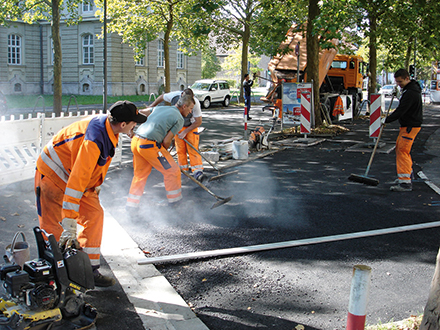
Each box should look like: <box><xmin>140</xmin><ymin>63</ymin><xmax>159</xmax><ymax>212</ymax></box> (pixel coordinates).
<box><xmin>0</xmin><ymin>227</ymin><xmax>97</xmax><ymax>330</ymax></box>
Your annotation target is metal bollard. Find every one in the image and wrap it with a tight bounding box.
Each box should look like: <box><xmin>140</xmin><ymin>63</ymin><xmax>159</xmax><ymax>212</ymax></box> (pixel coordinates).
<box><xmin>244</xmin><ymin>106</ymin><xmax>248</xmax><ymax>139</ymax></box>
<box><xmin>346</xmin><ymin>265</ymin><xmax>371</xmax><ymax>330</ymax></box>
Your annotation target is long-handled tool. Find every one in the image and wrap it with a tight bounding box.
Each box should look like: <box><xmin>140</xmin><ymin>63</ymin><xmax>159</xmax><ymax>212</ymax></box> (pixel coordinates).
<box><xmin>348</xmin><ymin>94</ymin><xmax>395</xmax><ymax>186</ymax></box>
<box><xmin>183</xmin><ymin>137</ymin><xmax>239</xmax><ymax>181</ymax></box>
<box><xmin>181</xmin><ymin>169</ymin><xmax>233</xmax><ymax>209</ymax></box>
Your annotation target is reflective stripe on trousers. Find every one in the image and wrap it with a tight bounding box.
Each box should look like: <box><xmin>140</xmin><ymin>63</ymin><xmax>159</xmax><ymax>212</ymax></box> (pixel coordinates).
<box><xmin>34</xmin><ymin>170</ymin><xmax>104</xmax><ymax>267</ymax></box>
<box><xmin>396</xmin><ymin>127</ymin><xmax>420</xmax><ymax>183</ymax></box>
<box><xmin>175</xmin><ymin>128</ymin><xmax>203</xmax><ymax>173</ymax></box>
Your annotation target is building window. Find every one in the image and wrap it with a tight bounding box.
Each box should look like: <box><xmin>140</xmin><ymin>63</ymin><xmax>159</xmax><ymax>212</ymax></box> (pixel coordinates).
<box><xmin>83</xmin><ymin>83</ymin><xmax>90</xmax><ymax>92</ymax></box>
<box><xmin>8</xmin><ymin>34</ymin><xmax>21</xmax><ymax>65</ymax></box>
<box><xmin>82</xmin><ymin>34</ymin><xmax>94</xmax><ymax>64</ymax></box>
<box><xmin>140</xmin><ymin>84</ymin><xmax>145</xmax><ymax>93</ymax></box>
<box><xmin>14</xmin><ymin>83</ymin><xmax>22</xmax><ymax>92</ymax></box>
<box><xmin>177</xmin><ymin>49</ymin><xmax>184</xmax><ymax>69</ymax></box>
<box><xmin>83</xmin><ymin>1</ymin><xmax>94</xmax><ymax>13</ymax></box>
<box><xmin>157</xmin><ymin>40</ymin><xmax>164</xmax><ymax>68</ymax></box>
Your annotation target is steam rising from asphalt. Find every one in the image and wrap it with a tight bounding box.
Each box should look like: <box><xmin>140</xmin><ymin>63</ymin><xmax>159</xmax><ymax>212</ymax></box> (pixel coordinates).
<box><xmin>102</xmin><ymin>160</ymin><xmax>310</xmax><ymax>246</ymax></box>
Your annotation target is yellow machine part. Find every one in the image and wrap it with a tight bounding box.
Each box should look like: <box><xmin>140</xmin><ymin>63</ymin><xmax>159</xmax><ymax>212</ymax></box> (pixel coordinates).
<box><xmin>0</xmin><ymin>297</ymin><xmax>62</xmax><ymax>322</ymax></box>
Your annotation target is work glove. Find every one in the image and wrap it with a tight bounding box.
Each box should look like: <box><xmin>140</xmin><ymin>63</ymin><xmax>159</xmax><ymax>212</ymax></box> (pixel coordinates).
<box><xmin>58</xmin><ymin>218</ymin><xmax>80</xmax><ymax>250</ymax></box>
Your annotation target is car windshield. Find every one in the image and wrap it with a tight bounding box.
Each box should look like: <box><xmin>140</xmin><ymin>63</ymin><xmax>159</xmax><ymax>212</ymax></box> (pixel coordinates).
<box><xmin>191</xmin><ymin>82</ymin><xmax>211</xmax><ymax>91</ymax></box>
<box><xmin>383</xmin><ymin>86</ymin><xmax>393</xmax><ymax>89</ymax></box>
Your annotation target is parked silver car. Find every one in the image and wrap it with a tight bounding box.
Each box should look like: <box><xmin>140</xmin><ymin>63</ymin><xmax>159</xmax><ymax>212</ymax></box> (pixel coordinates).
<box><xmin>378</xmin><ymin>84</ymin><xmax>396</xmax><ymax>98</ymax></box>
<box><xmin>191</xmin><ymin>79</ymin><xmax>231</xmax><ymax>108</ymax></box>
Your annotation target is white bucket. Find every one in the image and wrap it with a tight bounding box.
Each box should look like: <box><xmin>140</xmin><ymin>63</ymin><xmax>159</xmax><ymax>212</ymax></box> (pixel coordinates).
<box><xmin>232</xmin><ymin>140</ymin><xmax>249</xmax><ymax>159</ymax></box>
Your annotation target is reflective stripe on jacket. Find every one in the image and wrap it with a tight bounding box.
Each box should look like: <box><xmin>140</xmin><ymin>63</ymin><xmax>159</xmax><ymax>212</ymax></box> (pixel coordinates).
<box><xmin>36</xmin><ymin>115</ymin><xmax>118</xmax><ymax>220</ymax></box>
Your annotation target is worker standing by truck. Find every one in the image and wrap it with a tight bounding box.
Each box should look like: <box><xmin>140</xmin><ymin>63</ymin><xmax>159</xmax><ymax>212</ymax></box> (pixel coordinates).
<box><xmin>243</xmin><ymin>73</ymin><xmax>253</xmax><ymax>120</ymax></box>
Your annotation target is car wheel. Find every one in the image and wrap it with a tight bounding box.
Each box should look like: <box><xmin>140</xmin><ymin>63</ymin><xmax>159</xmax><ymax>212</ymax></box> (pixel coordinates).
<box><xmin>203</xmin><ymin>98</ymin><xmax>211</xmax><ymax>109</ymax></box>
<box><xmin>223</xmin><ymin>96</ymin><xmax>230</xmax><ymax>107</ymax></box>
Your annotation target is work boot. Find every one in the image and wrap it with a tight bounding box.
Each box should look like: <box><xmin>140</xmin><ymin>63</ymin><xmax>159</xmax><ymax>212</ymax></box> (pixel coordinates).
<box><xmin>390</xmin><ymin>182</ymin><xmax>412</xmax><ymax>192</ymax></box>
<box><xmin>193</xmin><ymin>171</ymin><xmax>207</xmax><ymax>183</ymax></box>
<box><xmin>93</xmin><ymin>269</ymin><xmax>116</xmax><ymax>287</ymax></box>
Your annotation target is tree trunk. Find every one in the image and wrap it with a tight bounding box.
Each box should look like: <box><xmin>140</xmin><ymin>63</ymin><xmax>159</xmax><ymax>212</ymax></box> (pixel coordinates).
<box><xmin>240</xmin><ymin>22</ymin><xmax>250</xmax><ymax>103</ymax></box>
<box><xmin>368</xmin><ymin>9</ymin><xmax>377</xmax><ymax>101</ymax></box>
<box><xmin>52</xmin><ymin>0</ymin><xmax>62</xmax><ymax>116</ymax></box>
<box><xmin>164</xmin><ymin>18</ymin><xmax>173</xmax><ymax>93</ymax></box>
<box><xmin>307</xmin><ymin>0</ymin><xmax>321</xmax><ymax>127</ymax></box>
<box><xmin>420</xmin><ymin>247</ymin><xmax>440</xmax><ymax>330</ymax></box>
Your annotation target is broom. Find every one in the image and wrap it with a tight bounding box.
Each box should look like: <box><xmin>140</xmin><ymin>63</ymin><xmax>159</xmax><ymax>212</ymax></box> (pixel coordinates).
<box><xmin>348</xmin><ymin>93</ymin><xmax>395</xmax><ymax>186</ymax></box>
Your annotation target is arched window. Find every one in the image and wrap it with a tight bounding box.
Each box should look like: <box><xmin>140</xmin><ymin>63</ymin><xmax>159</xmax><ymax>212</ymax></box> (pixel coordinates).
<box><xmin>14</xmin><ymin>83</ymin><xmax>22</xmax><ymax>92</ymax></box>
<box><xmin>157</xmin><ymin>40</ymin><xmax>164</xmax><ymax>68</ymax></box>
<box><xmin>8</xmin><ymin>34</ymin><xmax>21</xmax><ymax>65</ymax></box>
<box><xmin>82</xmin><ymin>34</ymin><xmax>94</xmax><ymax>65</ymax></box>
<box><xmin>140</xmin><ymin>84</ymin><xmax>145</xmax><ymax>93</ymax></box>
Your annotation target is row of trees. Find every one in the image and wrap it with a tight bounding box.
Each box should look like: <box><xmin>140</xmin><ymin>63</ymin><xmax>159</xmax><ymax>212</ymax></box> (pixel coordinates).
<box><xmin>2</xmin><ymin>0</ymin><xmax>440</xmax><ymax>120</ymax></box>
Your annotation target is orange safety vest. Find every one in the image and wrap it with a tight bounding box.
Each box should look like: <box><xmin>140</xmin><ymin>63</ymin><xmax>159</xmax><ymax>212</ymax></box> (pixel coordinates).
<box><xmin>332</xmin><ymin>96</ymin><xmax>345</xmax><ymax>116</ymax></box>
<box><xmin>36</xmin><ymin>115</ymin><xmax>118</xmax><ymax>221</ymax></box>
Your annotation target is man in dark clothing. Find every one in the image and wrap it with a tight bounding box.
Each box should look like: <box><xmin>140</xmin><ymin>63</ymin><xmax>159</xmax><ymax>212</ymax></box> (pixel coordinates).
<box><xmin>243</xmin><ymin>73</ymin><xmax>253</xmax><ymax>120</ymax></box>
<box><xmin>384</xmin><ymin>68</ymin><xmax>423</xmax><ymax>192</ymax></box>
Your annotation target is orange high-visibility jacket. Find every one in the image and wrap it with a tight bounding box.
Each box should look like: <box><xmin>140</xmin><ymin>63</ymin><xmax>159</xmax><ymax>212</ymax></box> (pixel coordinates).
<box><xmin>36</xmin><ymin>115</ymin><xmax>118</xmax><ymax>221</ymax></box>
<box><xmin>332</xmin><ymin>96</ymin><xmax>345</xmax><ymax>116</ymax></box>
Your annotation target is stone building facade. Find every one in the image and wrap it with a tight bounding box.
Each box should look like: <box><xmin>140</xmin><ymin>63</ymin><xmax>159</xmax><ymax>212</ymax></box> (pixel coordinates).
<box><xmin>0</xmin><ymin>5</ymin><xmax>201</xmax><ymax>97</ymax></box>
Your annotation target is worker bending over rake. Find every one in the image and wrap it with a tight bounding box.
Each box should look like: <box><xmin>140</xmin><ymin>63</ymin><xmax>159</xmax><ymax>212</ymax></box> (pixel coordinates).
<box><xmin>126</xmin><ymin>94</ymin><xmax>195</xmax><ymax>211</ymax></box>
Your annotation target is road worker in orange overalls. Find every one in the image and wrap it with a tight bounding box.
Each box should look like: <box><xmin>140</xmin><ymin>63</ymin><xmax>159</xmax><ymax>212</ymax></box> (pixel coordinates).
<box><xmin>384</xmin><ymin>68</ymin><xmax>423</xmax><ymax>192</ymax></box>
<box><xmin>126</xmin><ymin>94</ymin><xmax>194</xmax><ymax>211</ymax></box>
<box><xmin>148</xmin><ymin>89</ymin><xmax>205</xmax><ymax>181</ymax></box>
<box><xmin>34</xmin><ymin>101</ymin><xmax>147</xmax><ymax>287</ymax></box>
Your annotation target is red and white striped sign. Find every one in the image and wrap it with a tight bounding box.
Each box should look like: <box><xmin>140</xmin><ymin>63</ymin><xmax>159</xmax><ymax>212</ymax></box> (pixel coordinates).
<box><xmin>300</xmin><ymin>93</ymin><xmax>311</xmax><ymax>134</ymax></box>
<box><xmin>369</xmin><ymin>94</ymin><xmax>382</xmax><ymax>138</ymax></box>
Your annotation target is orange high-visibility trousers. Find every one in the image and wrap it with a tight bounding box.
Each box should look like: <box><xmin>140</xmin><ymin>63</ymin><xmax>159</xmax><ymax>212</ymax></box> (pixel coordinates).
<box><xmin>127</xmin><ymin>136</ymin><xmax>182</xmax><ymax>207</ymax></box>
<box><xmin>395</xmin><ymin>127</ymin><xmax>421</xmax><ymax>183</ymax></box>
<box><xmin>175</xmin><ymin>128</ymin><xmax>203</xmax><ymax>174</ymax></box>
<box><xmin>35</xmin><ymin>170</ymin><xmax>104</xmax><ymax>267</ymax></box>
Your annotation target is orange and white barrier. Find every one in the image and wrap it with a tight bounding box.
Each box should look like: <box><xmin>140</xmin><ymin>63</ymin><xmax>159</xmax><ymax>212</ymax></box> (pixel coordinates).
<box><xmin>300</xmin><ymin>93</ymin><xmax>311</xmax><ymax>134</ymax></box>
<box><xmin>347</xmin><ymin>265</ymin><xmax>371</xmax><ymax>330</ymax></box>
<box><xmin>369</xmin><ymin>94</ymin><xmax>382</xmax><ymax>138</ymax></box>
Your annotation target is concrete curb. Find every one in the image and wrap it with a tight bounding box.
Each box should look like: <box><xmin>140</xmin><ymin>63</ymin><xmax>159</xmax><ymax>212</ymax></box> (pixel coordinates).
<box><xmin>101</xmin><ymin>209</ymin><xmax>209</xmax><ymax>330</ymax></box>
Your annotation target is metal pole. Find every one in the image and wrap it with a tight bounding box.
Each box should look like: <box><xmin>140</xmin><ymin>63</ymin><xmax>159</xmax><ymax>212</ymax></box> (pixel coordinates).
<box><xmin>103</xmin><ymin>0</ymin><xmax>108</xmax><ymax>111</ymax></box>
<box><xmin>346</xmin><ymin>265</ymin><xmax>371</xmax><ymax>330</ymax></box>
<box><xmin>137</xmin><ymin>220</ymin><xmax>440</xmax><ymax>265</ymax></box>
<box><xmin>414</xmin><ymin>37</ymin><xmax>417</xmax><ymax>80</ymax></box>
<box><xmin>244</xmin><ymin>106</ymin><xmax>248</xmax><ymax>139</ymax></box>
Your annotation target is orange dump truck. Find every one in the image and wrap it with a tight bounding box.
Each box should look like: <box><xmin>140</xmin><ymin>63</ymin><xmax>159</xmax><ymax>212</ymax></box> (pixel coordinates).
<box><xmin>263</xmin><ymin>26</ymin><xmax>366</xmax><ymax>120</ymax></box>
